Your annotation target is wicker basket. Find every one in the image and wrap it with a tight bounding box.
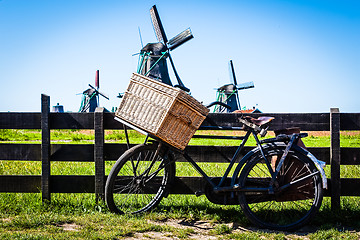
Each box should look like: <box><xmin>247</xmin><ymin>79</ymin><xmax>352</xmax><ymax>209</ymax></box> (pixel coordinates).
<box><xmin>115</xmin><ymin>73</ymin><xmax>209</xmax><ymax>150</ymax></box>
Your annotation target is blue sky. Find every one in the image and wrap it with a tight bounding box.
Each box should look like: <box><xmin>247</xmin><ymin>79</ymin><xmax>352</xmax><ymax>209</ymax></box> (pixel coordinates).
<box><xmin>1</xmin><ymin>0</ymin><xmax>359</xmax><ymax>113</ymax></box>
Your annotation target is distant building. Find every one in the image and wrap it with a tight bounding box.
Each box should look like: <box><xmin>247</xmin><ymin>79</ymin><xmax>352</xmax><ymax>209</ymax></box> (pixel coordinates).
<box><xmin>233</xmin><ymin>107</ymin><xmax>262</xmax><ymax>113</ymax></box>
<box><xmin>52</xmin><ymin>103</ymin><xmax>64</xmax><ymax>113</ymax></box>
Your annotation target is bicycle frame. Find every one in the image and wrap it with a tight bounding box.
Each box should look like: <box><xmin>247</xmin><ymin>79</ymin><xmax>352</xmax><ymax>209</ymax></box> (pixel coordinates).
<box><xmin>181</xmin><ymin>130</ymin><xmax>252</xmax><ymax>191</ymax></box>
<box><xmin>173</xmin><ymin>128</ymin><xmax>327</xmax><ymax>194</ymax></box>
<box><xmin>116</xmin><ymin>115</ymin><xmax>327</xmax><ymax>195</ymax></box>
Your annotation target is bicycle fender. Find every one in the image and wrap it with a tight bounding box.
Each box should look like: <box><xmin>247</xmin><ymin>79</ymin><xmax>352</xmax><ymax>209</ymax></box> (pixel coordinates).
<box><xmin>292</xmin><ymin>145</ymin><xmax>328</xmax><ymax>189</ymax></box>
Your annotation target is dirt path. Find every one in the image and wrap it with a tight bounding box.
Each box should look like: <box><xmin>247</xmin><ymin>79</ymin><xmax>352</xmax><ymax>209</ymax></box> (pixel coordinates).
<box><xmin>122</xmin><ymin>219</ymin><xmax>351</xmax><ymax>240</ymax></box>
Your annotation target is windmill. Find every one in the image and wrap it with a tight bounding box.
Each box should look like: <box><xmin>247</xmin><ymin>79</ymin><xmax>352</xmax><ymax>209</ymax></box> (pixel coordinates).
<box><xmin>136</xmin><ymin>5</ymin><xmax>193</xmax><ymax>92</ymax></box>
<box><xmin>79</xmin><ymin>70</ymin><xmax>109</xmax><ymax>112</ymax></box>
<box><xmin>213</xmin><ymin>60</ymin><xmax>255</xmax><ymax>113</ymax></box>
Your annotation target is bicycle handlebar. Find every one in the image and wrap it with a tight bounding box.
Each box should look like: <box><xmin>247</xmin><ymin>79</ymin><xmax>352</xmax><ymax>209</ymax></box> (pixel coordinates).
<box><xmin>206</xmin><ymin>101</ymin><xmax>231</xmax><ymax>109</ymax></box>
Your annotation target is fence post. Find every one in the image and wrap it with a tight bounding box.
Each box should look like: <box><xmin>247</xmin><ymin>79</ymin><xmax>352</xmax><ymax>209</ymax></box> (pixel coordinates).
<box><xmin>330</xmin><ymin>108</ymin><xmax>341</xmax><ymax>210</ymax></box>
<box><xmin>41</xmin><ymin>94</ymin><xmax>51</xmax><ymax>202</ymax></box>
<box><xmin>94</xmin><ymin>107</ymin><xmax>105</xmax><ymax>202</ymax></box>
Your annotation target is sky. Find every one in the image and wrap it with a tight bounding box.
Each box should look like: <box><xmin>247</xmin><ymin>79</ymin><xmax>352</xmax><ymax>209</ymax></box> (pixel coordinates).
<box><xmin>0</xmin><ymin>0</ymin><xmax>359</xmax><ymax>113</ymax></box>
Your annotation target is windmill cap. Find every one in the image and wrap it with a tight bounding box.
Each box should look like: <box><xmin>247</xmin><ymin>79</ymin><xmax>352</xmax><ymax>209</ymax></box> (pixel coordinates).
<box><xmin>218</xmin><ymin>84</ymin><xmax>236</xmax><ymax>93</ymax></box>
<box><xmin>141</xmin><ymin>42</ymin><xmax>167</xmax><ymax>55</ymax></box>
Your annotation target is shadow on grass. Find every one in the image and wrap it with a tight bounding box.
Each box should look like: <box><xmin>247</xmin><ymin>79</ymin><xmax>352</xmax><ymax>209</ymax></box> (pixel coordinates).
<box><xmin>154</xmin><ymin>196</ymin><xmax>360</xmax><ymax>234</ymax></box>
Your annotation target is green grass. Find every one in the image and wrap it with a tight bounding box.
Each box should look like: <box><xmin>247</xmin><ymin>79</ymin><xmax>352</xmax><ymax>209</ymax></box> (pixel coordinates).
<box><xmin>1</xmin><ymin>129</ymin><xmax>360</xmax><ymax>239</ymax></box>
<box><xmin>0</xmin><ymin>193</ymin><xmax>359</xmax><ymax>239</ymax></box>
<box><xmin>2</xmin><ymin>129</ymin><xmax>360</xmax><ymax>147</ymax></box>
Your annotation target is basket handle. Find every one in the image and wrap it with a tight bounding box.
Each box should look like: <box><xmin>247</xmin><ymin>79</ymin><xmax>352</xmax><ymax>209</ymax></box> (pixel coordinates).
<box><xmin>171</xmin><ymin>112</ymin><xmax>192</xmax><ymax>126</ymax></box>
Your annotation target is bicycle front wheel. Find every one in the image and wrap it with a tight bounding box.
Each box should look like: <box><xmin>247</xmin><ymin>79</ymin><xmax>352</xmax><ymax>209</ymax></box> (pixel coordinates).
<box><xmin>105</xmin><ymin>143</ymin><xmax>175</xmax><ymax>214</ymax></box>
<box><xmin>238</xmin><ymin>145</ymin><xmax>323</xmax><ymax>231</ymax></box>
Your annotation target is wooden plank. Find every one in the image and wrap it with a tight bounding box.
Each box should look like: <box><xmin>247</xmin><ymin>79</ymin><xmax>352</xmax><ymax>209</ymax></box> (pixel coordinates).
<box><xmin>268</xmin><ymin>113</ymin><xmax>330</xmax><ymax>131</ymax></box>
<box><xmin>330</xmin><ymin>108</ymin><xmax>341</xmax><ymax>209</ymax></box>
<box><xmin>180</xmin><ymin>145</ymin><xmax>247</xmax><ymax>163</ymax></box>
<box><xmin>104</xmin><ymin>143</ymin><xmax>134</xmax><ymax>161</ymax></box>
<box><xmin>41</xmin><ymin>94</ymin><xmax>51</xmax><ymax>202</ymax></box>
<box><xmin>309</xmin><ymin>147</ymin><xmax>330</xmax><ymax>164</ymax></box>
<box><xmin>0</xmin><ymin>113</ymin><xmax>41</xmax><ymax>129</ymax></box>
<box><xmin>341</xmin><ymin>148</ymin><xmax>360</xmax><ymax>165</ymax></box>
<box><xmin>341</xmin><ymin>113</ymin><xmax>360</xmax><ymax>130</ymax></box>
<box><xmin>0</xmin><ymin>175</ymin><xmax>94</xmax><ymax>193</ymax></box>
<box><xmin>0</xmin><ymin>144</ymin><xmax>41</xmax><ymax>161</ymax></box>
<box><xmin>104</xmin><ymin>112</ymin><xmax>124</xmax><ymax>129</ymax></box>
<box><xmin>0</xmin><ymin>143</ymin><xmax>335</xmax><ymax>165</ymax></box>
<box><xmin>171</xmin><ymin>177</ymin><xmax>206</xmax><ymax>194</ymax></box>
<box><xmin>102</xmin><ymin>112</ymin><xmax>332</xmax><ymax>131</ymax></box>
<box><xmin>50</xmin><ymin>144</ymin><xmax>94</xmax><ymax>162</ymax></box>
<box><xmin>325</xmin><ymin>178</ymin><xmax>360</xmax><ymax>197</ymax></box>
<box><xmin>1</xmin><ymin>175</ymin><xmax>359</xmax><ymax>197</ymax></box>
<box><xmin>105</xmin><ymin>144</ymin><xmax>251</xmax><ymax>163</ymax></box>
<box><xmin>200</xmin><ymin>113</ymin><xmax>330</xmax><ymax>131</ymax></box>
<box><xmin>340</xmin><ymin>178</ymin><xmax>360</xmax><ymax>196</ymax></box>
<box><xmin>50</xmin><ymin>175</ymin><xmax>95</xmax><ymax>193</ymax></box>
<box><xmin>94</xmin><ymin>108</ymin><xmax>105</xmax><ymax>201</ymax></box>
<box><xmin>50</xmin><ymin>112</ymin><xmax>94</xmax><ymax>129</ymax></box>
<box><xmin>0</xmin><ymin>175</ymin><xmax>41</xmax><ymax>192</ymax></box>
<box><xmin>1</xmin><ymin>111</ymin><xmax>356</xmax><ymax>132</ymax></box>
<box><xmin>105</xmin><ymin>145</ymin><xmax>329</xmax><ymax>164</ymax></box>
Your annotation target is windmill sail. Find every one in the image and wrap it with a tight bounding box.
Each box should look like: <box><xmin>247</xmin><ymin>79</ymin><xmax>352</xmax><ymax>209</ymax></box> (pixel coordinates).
<box><xmin>95</xmin><ymin>70</ymin><xmax>99</xmax><ymax>89</ymax></box>
<box><xmin>150</xmin><ymin>5</ymin><xmax>168</xmax><ymax>43</ymax></box>
<box><xmin>168</xmin><ymin>28</ymin><xmax>194</xmax><ymax>51</ymax></box>
<box><xmin>236</xmin><ymin>81</ymin><xmax>254</xmax><ymax>90</ymax></box>
<box><xmin>229</xmin><ymin>60</ymin><xmax>238</xmax><ymax>86</ymax></box>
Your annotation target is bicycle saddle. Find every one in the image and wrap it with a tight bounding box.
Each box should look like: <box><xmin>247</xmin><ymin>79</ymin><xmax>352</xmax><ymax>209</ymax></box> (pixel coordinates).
<box><xmin>244</xmin><ymin>116</ymin><xmax>275</xmax><ymax>126</ymax></box>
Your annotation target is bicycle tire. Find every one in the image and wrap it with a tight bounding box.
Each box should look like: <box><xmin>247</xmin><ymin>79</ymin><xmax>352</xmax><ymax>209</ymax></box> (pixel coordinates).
<box><xmin>238</xmin><ymin>144</ymin><xmax>323</xmax><ymax>231</ymax></box>
<box><xmin>105</xmin><ymin>143</ymin><xmax>175</xmax><ymax>214</ymax></box>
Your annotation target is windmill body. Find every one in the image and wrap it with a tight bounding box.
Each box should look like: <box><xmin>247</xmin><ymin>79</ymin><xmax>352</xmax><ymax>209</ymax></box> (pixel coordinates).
<box><xmin>213</xmin><ymin>60</ymin><xmax>255</xmax><ymax>113</ymax></box>
<box><xmin>138</xmin><ymin>42</ymin><xmax>172</xmax><ymax>86</ymax></box>
<box><xmin>79</xmin><ymin>70</ymin><xmax>109</xmax><ymax>112</ymax></box>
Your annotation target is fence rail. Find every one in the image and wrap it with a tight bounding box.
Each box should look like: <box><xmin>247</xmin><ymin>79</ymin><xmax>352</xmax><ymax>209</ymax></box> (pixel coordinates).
<box><xmin>1</xmin><ymin>94</ymin><xmax>360</xmax><ymax>209</ymax></box>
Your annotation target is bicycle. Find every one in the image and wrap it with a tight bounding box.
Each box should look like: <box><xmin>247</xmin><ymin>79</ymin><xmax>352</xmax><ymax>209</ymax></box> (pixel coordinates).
<box><xmin>105</xmin><ymin>112</ymin><xmax>327</xmax><ymax>231</ymax></box>
<box><xmin>106</xmin><ymin>7</ymin><xmax>327</xmax><ymax>229</ymax></box>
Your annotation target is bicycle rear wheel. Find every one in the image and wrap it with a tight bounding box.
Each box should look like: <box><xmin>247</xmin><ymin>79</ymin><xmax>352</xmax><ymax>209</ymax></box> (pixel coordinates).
<box><xmin>238</xmin><ymin>145</ymin><xmax>323</xmax><ymax>231</ymax></box>
<box><xmin>105</xmin><ymin>143</ymin><xmax>175</xmax><ymax>214</ymax></box>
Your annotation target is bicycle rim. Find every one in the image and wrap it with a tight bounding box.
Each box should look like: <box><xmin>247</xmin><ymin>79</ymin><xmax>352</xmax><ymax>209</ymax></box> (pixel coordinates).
<box><xmin>105</xmin><ymin>144</ymin><xmax>175</xmax><ymax>214</ymax></box>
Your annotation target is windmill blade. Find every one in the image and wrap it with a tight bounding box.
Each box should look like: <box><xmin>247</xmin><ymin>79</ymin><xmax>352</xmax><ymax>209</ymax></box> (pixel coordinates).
<box><xmin>95</xmin><ymin>70</ymin><xmax>99</xmax><ymax>89</ymax></box>
<box><xmin>168</xmin><ymin>28</ymin><xmax>194</xmax><ymax>51</ymax></box>
<box><xmin>229</xmin><ymin>60</ymin><xmax>238</xmax><ymax>86</ymax></box>
<box><xmin>88</xmin><ymin>84</ymin><xmax>96</xmax><ymax>90</ymax></box>
<box><xmin>150</xmin><ymin>5</ymin><xmax>168</xmax><ymax>43</ymax></box>
<box><xmin>236</xmin><ymin>81</ymin><xmax>254</xmax><ymax>90</ymax></box>
<box><xmin>138</xmin><ymin>27</ymin><xmax>144</xmax><ymax>48</ymax></box>
<box><xmin>168</xmin><ymin>54</ymin><xmax>190</xmax><ymax>92</ymax></box>
<box><xmin>97</xmin><ymin>91</ymin><xmax>109</xmax><ymax>100</ymax></box>
<box><xmin>88</xmin><ymin>84</ymin><xmax>109</xmax><ymax>100</ymax></box>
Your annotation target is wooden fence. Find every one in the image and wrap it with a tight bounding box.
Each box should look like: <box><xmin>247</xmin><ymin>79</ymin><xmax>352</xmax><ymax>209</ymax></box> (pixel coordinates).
<box><xmin>1</xmin><ymin>94</ymin><xmax>360</xmax><ymax>209</ymax></box>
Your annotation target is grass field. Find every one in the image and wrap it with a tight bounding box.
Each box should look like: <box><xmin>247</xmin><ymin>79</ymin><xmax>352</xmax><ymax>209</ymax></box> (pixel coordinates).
<box><xmin>1</xmin><ymin>129</ymin><xmax>360</xmax><ymax>239</ymax></box>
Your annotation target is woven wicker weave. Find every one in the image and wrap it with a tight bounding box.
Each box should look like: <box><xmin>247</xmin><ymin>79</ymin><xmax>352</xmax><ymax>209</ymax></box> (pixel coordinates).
<box><xmin>116</xmin><ymin>73</ymin><xmax>209</xmax><ymax>150</ymax></box>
